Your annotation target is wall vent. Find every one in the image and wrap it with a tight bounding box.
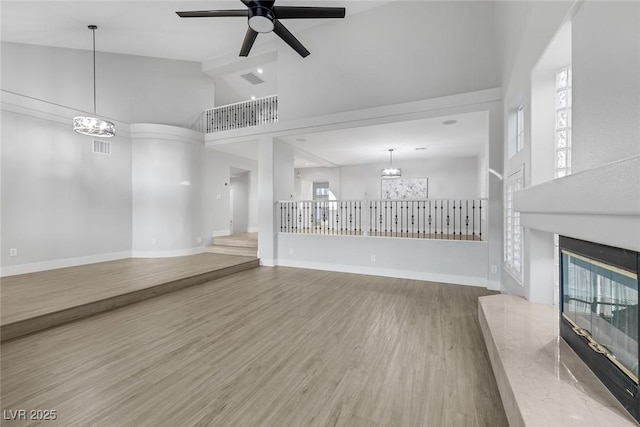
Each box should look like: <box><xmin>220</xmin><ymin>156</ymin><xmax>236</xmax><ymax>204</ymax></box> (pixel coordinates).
<box><xmin>240</xmin><ymin>72</ymin><xmax>265</xmax><ymax>85</ymax></box>
<box><xmin>93</xmin><ymin>139</ymin><xmax>111</xmax><ymax>155</ymax></box>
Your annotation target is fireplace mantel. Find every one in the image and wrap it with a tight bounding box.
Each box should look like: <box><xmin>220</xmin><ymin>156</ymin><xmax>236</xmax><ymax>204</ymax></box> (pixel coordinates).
<box><xmin>513</xmin><ymin>155</ymin><xmax>640</xmax><ymax>251</ymax></box>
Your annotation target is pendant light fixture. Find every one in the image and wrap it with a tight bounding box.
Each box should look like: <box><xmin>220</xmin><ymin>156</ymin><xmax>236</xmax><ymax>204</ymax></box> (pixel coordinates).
<box><xmin>381</xmin><ymin>148</ymin><xmax>402</xmax><ymax>178</ymax></box>
<box><xmin>73</xmin><ymin>25</ymin><xmax>115</xmax><ymax>138</ymax></box>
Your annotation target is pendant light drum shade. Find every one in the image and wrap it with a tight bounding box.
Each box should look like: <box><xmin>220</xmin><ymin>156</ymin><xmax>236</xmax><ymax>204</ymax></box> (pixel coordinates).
<box><xmin>73</xmin><ymin>116</ymin><xmax>116</xmax><ymax>137</ymax></box>
<box><xmin>73</xmin><ymin>25</ymin><xmax>115</xmax><ymax>138</ymax></box>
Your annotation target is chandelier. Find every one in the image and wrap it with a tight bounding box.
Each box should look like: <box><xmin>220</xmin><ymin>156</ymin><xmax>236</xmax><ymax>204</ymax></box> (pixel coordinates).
<box><xmin>381</xmin><ymin>148</ymin><xmax>401</xmax><ymax>177</ymax></box>
<box><xmin>73</xmin><ymin>25</ymin><xmax>115</xmax><ymax>138</ymax></box>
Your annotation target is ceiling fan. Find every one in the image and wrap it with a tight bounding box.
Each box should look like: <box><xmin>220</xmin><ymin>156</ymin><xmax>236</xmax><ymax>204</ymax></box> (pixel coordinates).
<box><xmin>176</xmin><ymin>1</ymin><xmax>346</xmax><ymax>58</ymax></box>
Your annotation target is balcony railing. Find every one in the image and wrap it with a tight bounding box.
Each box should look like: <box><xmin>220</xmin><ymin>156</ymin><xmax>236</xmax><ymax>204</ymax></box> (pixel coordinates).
<box><xmin>278</xmin><ymin>199</ymin><xmax>485</xmax><ymax>241</ymax></box>
<box><xmin>201</xmin><ymin>95</ymin><xmax>278</xmax><ymax>133</ymax></box>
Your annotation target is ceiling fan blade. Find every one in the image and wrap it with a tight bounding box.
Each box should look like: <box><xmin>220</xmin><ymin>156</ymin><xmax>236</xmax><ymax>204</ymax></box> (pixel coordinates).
<box><xmin>241</xmin><ymin>0</ymin><xmax>274</xmax><ymax>7</ymax></box>
<box><xmin>176</xmin><ymin>10</ymin><xmax>248</xmax><ymax>18</ymax></box>
<box><xmin>274</xmin><ymin>6</ymin><xmax>346</xmax><ymax>20</ymax></box>
<box><xmin>240</xmin><ymin>27</ymin><xmax>259</xmax><ymax>57</ymax></box>
<box><xmin>273</xmin><ymin>20</ymin><xmax>310</xmax><ymax>58</ymax></box>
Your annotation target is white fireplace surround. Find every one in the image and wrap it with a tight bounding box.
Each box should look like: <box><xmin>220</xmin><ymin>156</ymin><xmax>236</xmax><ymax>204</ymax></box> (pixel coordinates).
<box><xmin>513</xmin><ymin>155</ymin><xmax>640</xmax><ymax>252</ymax></box>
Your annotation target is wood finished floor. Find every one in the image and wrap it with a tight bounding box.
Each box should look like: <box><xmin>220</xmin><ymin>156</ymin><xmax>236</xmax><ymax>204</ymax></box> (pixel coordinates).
<box><xmin>1</xmin><ymin>267</ymin><xmax>508</xmax><ymax>427</ymax></box>
<box><xmin>1</xmin><ymin>253</ymin><xmax>256</xmax><ymax>325</ymax></box>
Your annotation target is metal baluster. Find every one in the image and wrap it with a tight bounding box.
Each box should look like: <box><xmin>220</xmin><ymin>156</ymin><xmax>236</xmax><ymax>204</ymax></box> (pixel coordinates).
<box><xmin>428</xmin><ymin>200</ymin><xmax>432</xmax><ymax>237</ymax></box>
<box><xmin>459</xmin><ymin>201</ymin><xmax>463</xmax><ymax>240</ymax></box>
<box><xmin>472</xmin><ymin>200</ymin><xmax>476</xmax><ymax>240</ymax></box>
<box><xmin>438</xmin><ymin>200</ymin><xmax>442</xmax><ymax>239</ymax></box>
<box><xmin>357</xmin><ymin>201</ymin><xmax>361</xmax><ymax>235</ymax></box>
<box><xmin>479</xmin><ymin>200</ymin><xmax>482</xmax><ymax>241</ymax></box>
<box><xmin>452</xmin><ymin>200</ymin><xmax>456</xmax><ymax>240</ymax></box>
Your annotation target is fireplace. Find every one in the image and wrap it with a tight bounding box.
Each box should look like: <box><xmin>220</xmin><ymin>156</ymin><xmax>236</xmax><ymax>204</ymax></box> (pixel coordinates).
<box><xmin>560</xmin><ymin>236</ymin><xmax>640</xmax><ymax>421</ymax></box>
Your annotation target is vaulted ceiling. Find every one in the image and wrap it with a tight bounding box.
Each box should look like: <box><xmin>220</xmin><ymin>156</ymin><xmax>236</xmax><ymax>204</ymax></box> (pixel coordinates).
<box><xmin>1</xmin><ymin>1</ymin><xmax>496</xmax><ymax>168</ymax></box>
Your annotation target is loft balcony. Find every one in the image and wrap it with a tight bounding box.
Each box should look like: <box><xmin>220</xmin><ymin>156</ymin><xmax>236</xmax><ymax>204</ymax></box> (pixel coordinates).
<box><xmin>195</xmin><ymin>95</ymin><xmax>278</xmax><ymax>133</ymax></box>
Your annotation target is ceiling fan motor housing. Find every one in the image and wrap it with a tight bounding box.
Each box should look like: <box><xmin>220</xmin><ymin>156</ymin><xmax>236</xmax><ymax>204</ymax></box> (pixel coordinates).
<box><xmin>248</xmin><ymin>6</ymin><xmax>275</xmax><ymax>33</ymax></box>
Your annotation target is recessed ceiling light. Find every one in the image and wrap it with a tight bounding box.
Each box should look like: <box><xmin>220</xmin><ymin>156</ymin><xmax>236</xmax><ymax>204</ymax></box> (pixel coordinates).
<box><xmin>443</xmin><ymin>119</ymin><xmax>458</xmax><ymax>125</ymax></box>
<box><xmin>251</xmin><ymin>96</ymin><xmax>256</xmax><ymax>100</ymax></box>
<box><xmin>415</xmin><ymin>147</ymin><xmax>427</xmax><ymax>151</ymax></box>
<box><xmin>257</xmin><ymin>68</ymin><xmax>263</xmax><ymax>74</ymax></box>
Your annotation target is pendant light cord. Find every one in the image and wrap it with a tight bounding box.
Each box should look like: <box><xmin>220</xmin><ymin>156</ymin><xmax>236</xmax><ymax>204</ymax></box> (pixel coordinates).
<box><xmin>91</xmin><ymin>26</ymin><xmax>97</xmax><ymax>116</ymax></box>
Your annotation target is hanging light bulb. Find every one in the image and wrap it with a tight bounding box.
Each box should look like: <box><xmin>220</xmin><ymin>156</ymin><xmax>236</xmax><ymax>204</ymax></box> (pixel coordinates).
<box><xmin>381</xmin><ymin>148</ymin><xmax>402</xmax><ymax>177</ymax></box>
<box><xmin>73</xmin><ymin>25</ymin><xmax>115</xmax><ymax>138</ymax></box>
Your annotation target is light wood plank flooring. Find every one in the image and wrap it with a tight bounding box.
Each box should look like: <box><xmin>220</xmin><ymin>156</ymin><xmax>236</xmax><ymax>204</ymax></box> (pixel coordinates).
<box><xmin>1</xmin><ymin>267</ymin><xmax>508</xmax><ymax>427</ymax></box>
<box><xmin>1</xmin><ymin>253</ymin><xmax>257</xmax><ymax>326</ymax></box>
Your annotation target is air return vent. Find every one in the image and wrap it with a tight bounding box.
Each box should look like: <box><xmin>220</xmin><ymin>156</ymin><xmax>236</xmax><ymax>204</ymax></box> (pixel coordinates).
<box><xmin>93</xmin><ymin>139</ymin><xmax>111</xmax><ymax>155</ymax></box>
<box><xmin>240</xmin><ymin>72</ymin><xmax>265</xmax><ymax>85</ymax></box>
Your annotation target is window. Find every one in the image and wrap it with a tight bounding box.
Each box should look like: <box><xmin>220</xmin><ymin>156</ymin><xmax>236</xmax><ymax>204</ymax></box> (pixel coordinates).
<box><xmin>554</xmin><ymin>66</ymin><xmax>572</xmax><ymax>304</ymax></box>
<box><xmin>508</xmin><ymin>104</ymin><xmax>525</xmax><ymax>158</ymax></box>
<box><xmin>555</xmin><ymin>67</ymin><xmax>572</xmax><ymax>178</ymax></box>
<box><xmin>505</xmin><ymin>166</ymin><xmax>524</xmax><ymax>283</ymax></box>
<box><xmin>516</xmin><ymin>104</ymin><xmax>525</xmax><ymax>153</ymax></box>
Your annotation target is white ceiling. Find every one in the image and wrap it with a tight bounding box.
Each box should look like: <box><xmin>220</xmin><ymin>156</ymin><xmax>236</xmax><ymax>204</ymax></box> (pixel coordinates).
<box><xmin>2</xmin><ymin>1</ymin><xmax>490</xmax><ymax>168</ymax></box>
<box><xmin>211</xmin><ymin>111</ymin><xmax>488</xmax><ymax>168</ymax></box>
<box><xmin>0</xmin><ymin>1</ymin><xmax>389</xmax><ymax>63</ymax></box>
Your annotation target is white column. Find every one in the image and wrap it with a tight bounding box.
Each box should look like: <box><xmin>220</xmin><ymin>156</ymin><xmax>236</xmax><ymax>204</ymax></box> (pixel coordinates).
<box><xmin>258</xmin><ymin>136</ymin><xmax>295</xmax><ymax>266</ymax></box>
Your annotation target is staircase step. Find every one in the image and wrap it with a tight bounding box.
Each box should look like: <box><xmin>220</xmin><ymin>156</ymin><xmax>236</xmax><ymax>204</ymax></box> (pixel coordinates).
<box><xmin>214</xmin><ymin>234</ymin><xmax>258</xmax><ymax>249</ymax></box>
<box><xmin>205</xmin><ymin>245</ymin><xmax>258</xmax><ymax>257</ymax></box>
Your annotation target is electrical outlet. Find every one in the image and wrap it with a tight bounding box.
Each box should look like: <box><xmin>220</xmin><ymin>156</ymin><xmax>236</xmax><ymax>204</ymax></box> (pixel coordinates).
<box><xmin>370</xmin><ymin>254</ymin><xmax>376</xmax><ymax>263</ymax></box>
<box><xmin>216</xmin><ymin>194</ymin><xmax>221</xmax><ymax>200</ymax></box>
<box><xmin>491</xmin><ymin>265</ymin><xmax>498</xmax><ymax>274</ymax></box>
<box><xmin>9</xmin><ymin>248</ymin><xmax>18</xmax><ymax>257</ymax></box>
<box><xmin>151</xmin><ymin>238</ymin><xmax>157</xmax><ymax>245</ymax></box>
<box><xmin>289</xmin><ymin>248</ymin><xmax>294</xmax><ymax>255</ymax></box>
<box><xmin>197</xmin><ymin>237</ymin><xmax>202</xmax><ymax>244</ymax></box>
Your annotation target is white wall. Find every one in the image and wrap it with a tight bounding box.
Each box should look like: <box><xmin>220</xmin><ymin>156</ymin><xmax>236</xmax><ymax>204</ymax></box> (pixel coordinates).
<box><xmin>131</xmin><ymin>124</ymin><xmax>209</xmax><ymax>256</ymax></box>
<box><xmin>206</xmin><ymin>149</ymin><xmax>259</xmax><ymax>234</ymax></box>
<box><xmin>495</xmin><ymin>0</ymin><xmax>575</xmax><ymax>299</ymax></box>
<box><xmin>500</xmin><ymin>1</ymin><xmax>640</xmax><ymax>303</ymax></box>
<box><xmin>1</xmin><ymin>42</ymin><xmax>215</xmax><ymax>128</ymax></box>
<box><xmin>278</xmin><ymin>234</ymin><xmax>489</xmax><ymax>287</ymax></box>
<box><xmin>296</xmin><ymin>157</ymin><xmax>481</xmax><ymax>201</ymax></box>
<box><xmin>231</xmin><ymin>173</ymin><xmax>250</xmax><ymax>234</ymax></box>
<box><xmin>1</xmin><ymin>109</ymin><xmax>132</xmax><ymax>273</ymax></box>
<box><xmin>276</xmin><ymin>1</ymin><xmax>499</xmax><ymax>121</ymax></box>
<box><xmin>571</xmin><ymin>1</ymin><xmax>640</xmax><ymax>172</ymax></box>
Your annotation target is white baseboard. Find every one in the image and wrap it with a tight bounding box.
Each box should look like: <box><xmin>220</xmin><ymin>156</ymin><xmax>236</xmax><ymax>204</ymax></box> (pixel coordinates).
<box><xmin>131</xmin><ymin>247</ymin><xmax>205</xmax><ymax>258</ymax></box>
<box><xmin>275</xmin><ymin>259</ymin><xmax>487</xmax><ymax>288</ymax></box>
<box><xmin>1</xmin><ymin>251</ymin><xmax>132</xmax><ymax>277</ymax></box>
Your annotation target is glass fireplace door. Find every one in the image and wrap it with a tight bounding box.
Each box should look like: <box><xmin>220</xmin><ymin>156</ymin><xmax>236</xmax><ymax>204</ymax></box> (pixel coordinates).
<box><xmin>562</xmin><ymin>250</ymin><xmax>639</xmax><ymax>381</ymax></box>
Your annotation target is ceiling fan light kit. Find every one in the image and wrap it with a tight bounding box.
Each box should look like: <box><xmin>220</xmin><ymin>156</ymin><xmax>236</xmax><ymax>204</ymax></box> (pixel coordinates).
<box><xmin>176</xmin><ymin>0</ymin><xmax>346</xmax><ymax>58</ymax></box>
<box><xmin>73</xmin><ymin>25</ymin><xmax>115</xmax><ymax>138</ymax></box>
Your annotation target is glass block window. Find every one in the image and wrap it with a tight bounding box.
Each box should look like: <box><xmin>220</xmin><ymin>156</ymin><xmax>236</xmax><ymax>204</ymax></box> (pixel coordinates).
<box><xmin>516</xmin><ymin>104</ymin><xmax>525</xmax><ymax>153</ymax></box>
<box><xmin>505</xmin><ymin>166</ymin><xmax>524</xmax><ymax>283</ymax></box>
<box><xmin>554</xmin><ymin>66</ymin><xmax>572</xmax><ymax>304</ymax></box>
<box><xmin>555</xmin><ymin>67</ymin><xmax>572</xmax><ymax>178</ymax></box>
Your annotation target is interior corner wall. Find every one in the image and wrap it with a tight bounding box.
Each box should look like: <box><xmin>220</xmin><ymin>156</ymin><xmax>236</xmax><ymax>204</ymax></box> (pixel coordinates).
<box><xmin>1</xmin><ymin>110</ymin><xmax>132</xmax><ymax>271</ymax></box>
<box><xmin>231</xmin><ymin>173</ymin><xmax>250</xmax><ymax>234</ymax></box>
<box><xmin>571</xmin><ymin>1</ymin><xmax>640</xmax><ymax>172</ymax></box>
<box><xmin>1</xmin><ymin>42</ymin><xmax>215</xmax><ymax>128</ymax></box>
<box><xmin>339</xmin><ymin>157</ymin><xmax>481</xmax><ymax>200</ymax></box>
<box><xmin>131</xmin><ymin>124</ymin><xmax>209</xmax><ymax>256</ymax></box>
<box><xmin>207</xmin><ymin>148</ymin><xmax>259</xmax><ymax>233</ymax></box>
<box><xmin>277</xmin><ymin>1</ymin><xmax>499</xmax><ymax>121</ymax></box>
<box><xmin>496</xmin><ymin>0</ymin><xmax>574</xmax><ymax>298</ymax></box>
